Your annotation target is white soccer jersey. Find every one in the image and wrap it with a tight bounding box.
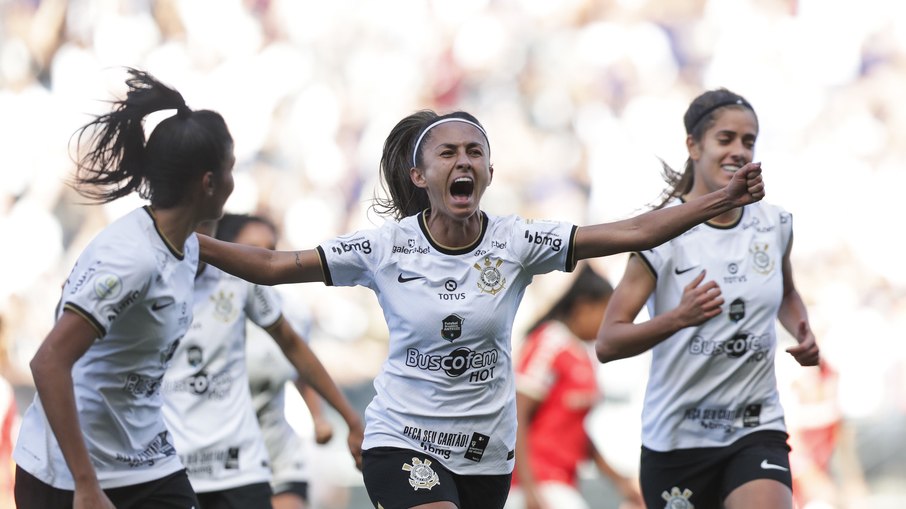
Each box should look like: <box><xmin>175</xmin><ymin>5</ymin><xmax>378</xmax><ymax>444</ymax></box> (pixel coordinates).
<box><xmin>161</xmin><ymin>265</ymin><xmax>282</xmax><ymax>493</ymax></box>
<box><xmin>319</xmin><ymin>211</ymin><xmax>577</xmax><ymax>475</ymax></box>
<box><xmin>14</xmin><ymin>206</ymin><xmax>195</xmax><ymax>489</ymax></box>
<box><xmin>636</xmin><ymin>200</ymin><xmax>793</xmax><ymax>451</ymax></box>
<box><xmin>246</xmin><ymin>318</ymin><xmax>311</xmax><ymax>488</ymax></box>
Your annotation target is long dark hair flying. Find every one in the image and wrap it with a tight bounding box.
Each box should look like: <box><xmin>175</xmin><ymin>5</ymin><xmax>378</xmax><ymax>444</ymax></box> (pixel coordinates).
<box><xmin>72</xmin><ymin>68</ymin><xmax>233</xmax><ymax>208</ymax></box>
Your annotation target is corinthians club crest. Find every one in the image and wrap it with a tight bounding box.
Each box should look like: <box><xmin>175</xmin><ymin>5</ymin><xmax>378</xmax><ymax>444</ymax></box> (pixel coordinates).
<box><xmin>473</xmin><ymin>256</ymin><xmax>506</xmax><ymax>295</ymax></box>
<box><xmin>749</xmin><ymin>240</ymin><xmax>774</xmax><ymax>275</ymax></box>
<box><xmin>402</xmin><ymin>457</ymin><xmax>440</xmax><ymax>491</ymax></box>
<box><xmin>662</xmin><ymin>487</ymin><xmax>694</xmax><ymax>509</ymax></box>
<box><xmin>211</xmin><ymin>290</ymin><xmax>238</xmax><ymax>322</ymax></box>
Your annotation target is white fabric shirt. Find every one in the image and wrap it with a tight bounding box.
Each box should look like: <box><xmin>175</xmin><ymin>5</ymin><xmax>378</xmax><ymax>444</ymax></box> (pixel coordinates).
<box><xmin>14</xmin><ymin>206</ymin><xmax>195</xmax><ymax>489</ymax></box>
<box><xmin>319</xmin><ymin>211</ymin><xmax>577</xmax><ymax>475</ymax></box>
<box><xmin>161</xmin><ymin>264</ymin><xmax>282</xmax><ymax>493</ymax></box>
<box><xmin>637</xmin><ymin>200</ymin><xmax>793</xmax><ymax>451</ymax></box>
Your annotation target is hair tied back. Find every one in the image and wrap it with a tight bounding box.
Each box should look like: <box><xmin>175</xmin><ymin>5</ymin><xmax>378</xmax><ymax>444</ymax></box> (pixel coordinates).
<box><xmin>176</xmin><ymin>103</ymin><xmax>192</xmax><ymax>120</ymax></box>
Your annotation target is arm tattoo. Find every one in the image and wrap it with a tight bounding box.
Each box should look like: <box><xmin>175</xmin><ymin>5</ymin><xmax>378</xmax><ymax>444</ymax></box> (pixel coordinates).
<box><xmin>295</xmin><ymin>251</ymin><xmax>304</xmax><ymax>272</ymax></box>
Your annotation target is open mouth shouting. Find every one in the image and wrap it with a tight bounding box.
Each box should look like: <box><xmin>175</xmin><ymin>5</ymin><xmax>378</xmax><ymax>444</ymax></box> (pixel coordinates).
<box><xmin>450</xmin><ymin>176</ymin><xmax>475</xmax><ymax>204</ymax></box>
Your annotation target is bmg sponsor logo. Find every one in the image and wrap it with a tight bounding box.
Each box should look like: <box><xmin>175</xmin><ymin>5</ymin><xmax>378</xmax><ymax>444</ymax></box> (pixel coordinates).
<box><xmin>331</xmin><ymin>239</ymin><xmax>372</xmax><ymax>255</ymax></box>
<box><xmin>524</xmin><ymin>231</ymin><xmax>562</xmax><ymax>251</ymax></box>
<box><xmin>101</xmin><ymin>290</ymin><xmax>142</xmax><ymax>322</ymax></box>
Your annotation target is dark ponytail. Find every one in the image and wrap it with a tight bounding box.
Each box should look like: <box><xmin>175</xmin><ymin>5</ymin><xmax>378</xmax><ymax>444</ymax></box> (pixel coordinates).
<box><xmin>72</xmin><ymin>68</ymin><xmax>232</xmax><ymax>208</ymax></box>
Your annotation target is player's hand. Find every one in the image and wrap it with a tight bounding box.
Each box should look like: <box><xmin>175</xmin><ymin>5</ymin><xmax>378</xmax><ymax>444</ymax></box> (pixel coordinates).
<box><xmin>73</xmin><ymin>483</ymin><xmax>116</xmax><ymax>509</ymax></box>
<box><xmin>726</xmin><ymin>162</ymin><xmax>765</xmax><ymax>207</ymax></box>
<box><xmin>313</xmin><ymin>417</ymin><xmax>335</xmax><ymax>444</ymax></box>
<box><xmin>786</xmin><ymin>320</ymin><xmax>820</xmax><ymax>366</ymax></box>
<box><xmin>346</xmin><ymin>420</ymin><xmax>364</xmax><ymax>471</ymax></box>
<box><xmin>672</xmin><ymin>270</ymin><xmax>723</xmax><ymax>328</ymax></box>
<box><xmin>614</xmin><ymin>476</ymin><xmax>645</xmax><ymax>509</ymax></box>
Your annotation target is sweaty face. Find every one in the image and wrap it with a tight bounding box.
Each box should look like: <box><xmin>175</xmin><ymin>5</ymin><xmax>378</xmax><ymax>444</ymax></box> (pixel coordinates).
<box><xmin>412</xmin><ymin>122</ymin><xmax>492</xmax><ymax>220</ymax></box>
<box><xmin>690</xmin><ymin>108</ymin><xmax>758</xmax><ymax>194</ymax></box>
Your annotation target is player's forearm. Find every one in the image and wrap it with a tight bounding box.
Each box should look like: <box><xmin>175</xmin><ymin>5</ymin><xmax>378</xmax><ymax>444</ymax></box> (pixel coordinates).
<box><xmin>596</xmin><ymin>312</ymin><xmax>685</xmax><ymax>363</ymax></box>
<box><xmin>283</xmin><ymin>342</ymin><xmax>361</xmax><ymax>430</ymax></box>
<box><xmin>576</xmin><ymin>190</ymin><xmax>732</xmax><ymax>259</ymax></box>
<box><xmin>297</xmin><ymin>382</ymin><xmax>327</xmax><ymax>421</ymax></box>
<box><xmin>30</xmin><ymin>356</ymin><xmax>99</xmax><ymax>487</ymax></box>
<box><xmin>199</xmin><ymin>235</ymin><xmax>322</xmax><ymax>285</ymax></box>
<box><xmin>777</xmin><ymin>288</ymin><xmax>809</xmax><ymax>340</ymax></box>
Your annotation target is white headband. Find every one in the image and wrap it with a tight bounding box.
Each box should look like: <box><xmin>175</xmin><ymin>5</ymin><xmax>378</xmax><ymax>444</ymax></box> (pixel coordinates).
<box><xmin>412</xmin><ymin>118</ymin><xmax>490</xmax><ymax>167</ymax></box>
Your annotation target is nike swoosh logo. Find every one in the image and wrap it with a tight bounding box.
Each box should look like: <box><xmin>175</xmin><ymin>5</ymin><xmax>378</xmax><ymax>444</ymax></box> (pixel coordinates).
<box><xmin>397</xmin><ymin>274</ymin><xmax>426</xmax><ymax>283</ymax></box>
<box><xmin>674</xmin><ymin>265</ymin><xmax>698</xmax><ymax>275</ymax></box>
<box><xmin>151</xmin><ymin>300</ymin><xmax>174</xmax><ymax>311</ymax></box>
<box><xmin>760</xmin><ymin>459</ymin><xmax>788</xmax><ymax>471</ymax></box>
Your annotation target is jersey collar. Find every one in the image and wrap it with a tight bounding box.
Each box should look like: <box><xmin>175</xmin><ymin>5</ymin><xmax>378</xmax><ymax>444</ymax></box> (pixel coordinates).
<box><xmin>417</xmin><ymin>209</ymin><xmax>489</xmax><ymax>255</ymax></box>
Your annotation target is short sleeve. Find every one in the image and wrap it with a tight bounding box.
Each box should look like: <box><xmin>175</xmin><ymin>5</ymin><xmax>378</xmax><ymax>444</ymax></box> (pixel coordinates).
<box><xmin>246</xmin><ymin>283</ymin><xmax>284</xmax><ymax>330</ymax></box>
<box><xmin>508</xmin><ymin>217</ymin><xmax>577</xmax><ymax>275</ymax></box>
<box><xmin>318</xmin><ymin>228</ymin><xmax>383</xmax><ymax>288</ymax></box>
<box><xmin>60</xmin><ymin>242</ymin><xmax>153</xmax><ymax>337</ymax></box>
<box><xmin>635</xmin><ymin>243</ymin><xmax>669</xmax><ymax>281</ymax></box>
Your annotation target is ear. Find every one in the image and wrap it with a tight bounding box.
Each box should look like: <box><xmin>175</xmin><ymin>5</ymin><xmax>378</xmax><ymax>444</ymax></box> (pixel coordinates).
<box><xmin>488</xmin><ymin>164</ymin><xmax>494</xmax><ymax>186</ymax></box>
<box><xmin>686</xmin><ymin>134</ymin><xmax>701</xmax><ymax>161</ymax></box>
<box><xmin>201</xmin><ymin>171</ymin><xmax>216</xmax><ymax>197</ymax></box>
<box><xmin>410</xmin><ymin>166</ymin><xmax>427</xmax><ymax>189</ymax></box>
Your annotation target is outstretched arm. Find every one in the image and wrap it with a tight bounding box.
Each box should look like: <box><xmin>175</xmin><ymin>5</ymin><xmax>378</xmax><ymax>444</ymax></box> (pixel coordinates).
<box><xmin>776</xmin><ymin>235</ymin><xmax>820</xmax><ymax>366</ymax></box>
<box><xmin>575</xmin><ymin>162</ymin><xmax>764</xmax><ymax>260</ymax></box>
<box><xmin>267</xmin><ymin>318</ymin><xmax>363</xmax><ymax>469</ymax></box>
<box><xmin>596</xmin><ymin>256</ymin><xmax>723</xmax><ymax>363</ymax></box>
<box><xmin>198</xmin><ymin>235</ymin><xmax>324</xmax><ymax>285</ymax></box>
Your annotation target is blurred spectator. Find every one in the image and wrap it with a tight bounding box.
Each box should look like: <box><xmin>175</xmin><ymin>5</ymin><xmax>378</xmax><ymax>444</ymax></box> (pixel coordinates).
<box><xmin>1</xmin><ymin>0</ymin><xmax>905</xmax><ymax>506</ymax></box>
<box><xmin>783</xmin><ymin>361</ymin><xmax>870</xmax><ymax>509</ymax></box>
<box><xmin>508</xmin><ymin>264</ymin><xmax>643</xmax><ymax>509</ymax></box>
<box><xmin>0</xmin><ymin>373</ymin><xmax>15</xmax><ymax>509</ymax></box>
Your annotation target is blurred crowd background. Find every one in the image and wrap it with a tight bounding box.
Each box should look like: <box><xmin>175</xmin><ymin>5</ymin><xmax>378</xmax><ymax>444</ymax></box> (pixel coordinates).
<box><xmin>1</xmin><ymin>0</ymin><xmax>904</xmax><ymax>508</ymax></box>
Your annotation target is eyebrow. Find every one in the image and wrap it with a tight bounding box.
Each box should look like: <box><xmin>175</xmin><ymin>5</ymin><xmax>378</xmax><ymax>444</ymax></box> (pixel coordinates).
<box><xmin>716</xmin><ymin>129</ymin><xmax>757</xmax><ymax>138</ymax></box>
<box><xmin>434</xmin><ymin>141</ymin><xmax>487</xmax><ymax>150</ymax></box>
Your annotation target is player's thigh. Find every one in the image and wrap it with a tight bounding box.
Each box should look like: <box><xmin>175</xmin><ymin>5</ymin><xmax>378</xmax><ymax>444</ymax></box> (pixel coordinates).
<box><xmin>453</xmin><ymin>471</ymin><xmax>511</xmax><ymax>509</ymax></box>
<box><xmin>111</xmin><ymin>469</ymin><xmax>201</xmax><ymax>509</ymax></box>
<box><xmin>721</xmin><ymin>432</ymin><xmax>793</xmax><ymax>509</ymax></box>
<box><xmin>640</xmin><ymin>447</ymin><xmax>723</xmax><ymax>509</ymax></box>
<box><xmin>14</xmin><ymin>466</ymin><xmax>71</xmax><ymax>509</ymax></box>
<box><xmin>195</xmin><ymin>482</ymin><xmax>273</xmax><ymax>509</ymax></box>
<box><xmin>724</xmin><ymin>479</ymin><xmax>792</xmax><ymax>509</ymax></box>
<box><xmin>362</xmin><ymin>447</ymin><xmax>460</xmax><ymax>509</ymax></box>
